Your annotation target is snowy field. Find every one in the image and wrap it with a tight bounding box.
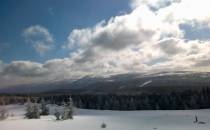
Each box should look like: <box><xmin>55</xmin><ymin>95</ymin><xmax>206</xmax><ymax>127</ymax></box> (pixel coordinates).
<box><xmin>0</xmin><ymin>105</ymin><xmax>210</xmax><ymax>130</ymax></box>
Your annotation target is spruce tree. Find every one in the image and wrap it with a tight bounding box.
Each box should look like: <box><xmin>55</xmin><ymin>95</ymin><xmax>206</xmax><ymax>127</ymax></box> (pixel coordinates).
<box><xmin>0</xmin><ymin>98</ymin><xmax>8</xmax><ymax>120</ymax></box>
<box><xmin>54</xmin><ymin>109</ymin><xmax>61</xmax><ymax>120</ymax></box>
<box><xmin>40</xmin><ymin>98</ymin><xmax>49</xmax><ymax>116</ymax></box>
<box><xmin>61</xmin><ymin>96</ymin><xmax>74</xmax><ymax>120</ymax></box>
<box><xmin>25</xmin><ymin>98</ymin><xmax>40</xmax><ymax>119</ymax></box>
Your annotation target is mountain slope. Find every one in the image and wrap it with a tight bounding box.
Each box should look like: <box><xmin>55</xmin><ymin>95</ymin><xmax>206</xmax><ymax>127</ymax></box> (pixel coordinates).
<box><xmin>0</xmin><ymin>71</ymin><xmax>209</xmax><ymax>94</ymax></box>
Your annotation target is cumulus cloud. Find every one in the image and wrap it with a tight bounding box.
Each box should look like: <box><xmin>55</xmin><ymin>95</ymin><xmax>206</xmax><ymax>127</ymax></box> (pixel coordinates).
<box><xmin>130</xmin><ymin>0</ymin><xmax>181</xmax><ymax>10</ymax></box>
<box><xmin>2</xmin><ymin>61</ymin><xmax>48</xmax><ymax>77</ymax></box>
<box><xmin>158</xmin><ymin>38</ymin><xmax>185</xmax><ymax>55</ymax></box>
<box><xmin>1</xmin><ymin>0</ymin><xmax>210</xmax><ymax>87</ymax></box>
<box><xmin>67</xmin><ymin>4</ymin><xmax>182</xmax><ymax>51</ymax></box>
<box><xmin>63</xmin><ymin>0</ymin><xmax>210</xmax><ymax>76</ymax></box>
<box><xmin>22</xmin><ymin>25</ymin><xmax>54</xmax><ymax>55</ymax></box>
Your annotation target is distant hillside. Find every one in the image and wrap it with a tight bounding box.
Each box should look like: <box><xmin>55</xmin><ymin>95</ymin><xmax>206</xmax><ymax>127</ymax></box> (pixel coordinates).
<box><xmin>0</xmin><ymin>71</ymin><xmax>210</xmax><ymax>94</ymax></box>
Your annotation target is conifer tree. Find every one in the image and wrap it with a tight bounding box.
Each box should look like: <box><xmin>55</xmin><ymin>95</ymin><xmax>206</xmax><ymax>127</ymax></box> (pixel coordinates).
<box><xmin>25</xmin><ymin>98</ymin><xmax>40</xmax><ymax>119</ymax></box>
<box><xmin>40</xmin><ymin>98</ymin><xmax>49</xmax><ymax>115</ymax></box>
<box><xmin>61</xmin><ymin>96</ymin><xmax>74</xmax><ymax>120</ymax></box>
<box><xmin>0</xmin><ymin>98</ymin><xmax>8</xmax><ymax>120</ymax></box>
<box><xmin>54</xmin><ymin>109</ymin><xmax>61</xmax><ymax>120</ymax></box>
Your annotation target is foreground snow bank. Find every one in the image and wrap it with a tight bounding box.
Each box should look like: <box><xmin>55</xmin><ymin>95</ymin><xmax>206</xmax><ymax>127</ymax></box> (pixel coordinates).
<box><xmin>0</xmin><ymin>105</ymin><xmax>210</xmax><ymax>130</ymax></box>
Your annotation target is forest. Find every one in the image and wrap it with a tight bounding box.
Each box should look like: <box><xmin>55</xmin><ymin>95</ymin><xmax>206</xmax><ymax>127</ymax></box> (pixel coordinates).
<box><xmin>0</xmin><ymin>87</ymin><xmax>210</xmax><ymax>110</ymax></box>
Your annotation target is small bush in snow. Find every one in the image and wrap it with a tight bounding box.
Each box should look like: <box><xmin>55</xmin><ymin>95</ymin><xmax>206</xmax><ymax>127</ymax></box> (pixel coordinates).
<box><xmin>101</xmin><ymin>122</ymin><xmax>107</xmax><ymax>128</ymax></box>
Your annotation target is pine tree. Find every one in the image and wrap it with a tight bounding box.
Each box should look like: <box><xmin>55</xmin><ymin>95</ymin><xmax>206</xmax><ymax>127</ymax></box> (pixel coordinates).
<box><xmin>0</xmin><ymin>98</ymin><xmax>8</xmax><ymax>120</ymax></box>
<box><xmin>155</xmin><ymin>103</ymin><xmax>160</xmax><ymax>110</ymax></box>
<box><xmin>54</xmin><ymin>109</ymin><xmax>61</xmax><ymax>120</ymax></box>
<box><xmin>61</xmin><ymin>96</ymin><xmax>74</xmax><ymax>120</ymax></box>
<box><xmin>40</xmin><ymin>98</ymin><xmax>49</xmax><ymax>116</ymax></box>
<box><xmin>128</xmin><ymin>98</ymin><xmax>136</xmax><ymax>110</ymax></box>
<box><xmin>25</xmin><ymin>98</ymin><xmax>40</xmax><ymax>119</ymax></box>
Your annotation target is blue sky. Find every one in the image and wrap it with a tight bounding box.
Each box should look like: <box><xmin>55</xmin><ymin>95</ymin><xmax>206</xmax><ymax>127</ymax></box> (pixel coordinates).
<box><xmin>0</xmin><ymin>0</ymin><xmax>130</xmax><ymax>63</ymax></box>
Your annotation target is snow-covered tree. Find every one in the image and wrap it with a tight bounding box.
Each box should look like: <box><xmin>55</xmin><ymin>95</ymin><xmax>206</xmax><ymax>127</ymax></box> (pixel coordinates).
<box><xmin>61</xmin><ymin>96</ymin><xmax>74</xmax><ymax>120</ymax></box>
<box><xmin>54</xmin><ymin>109</ymin><xmax>61</xmax><ymax>120</ymax></box>
<box><xmin>40</xmin><ymin>98</ymin><xmax>49</xmax><ymax>116</ymax></box>
<box><xmin>25</xmin><ymin>98</ymin><xmax>40</xmax><ymax>119</ymax></box>
<box><xmin>0</xmin><ymin>98</ymin><xmax>8</xmax><ymax>120</ymax></box>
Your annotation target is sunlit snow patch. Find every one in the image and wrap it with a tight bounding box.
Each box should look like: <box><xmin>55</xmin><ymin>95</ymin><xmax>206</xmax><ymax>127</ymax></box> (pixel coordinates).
<box><xmin>139</xmin><ymin>80</ymin><xmax>152</xmax><ymax>87</ymax></box>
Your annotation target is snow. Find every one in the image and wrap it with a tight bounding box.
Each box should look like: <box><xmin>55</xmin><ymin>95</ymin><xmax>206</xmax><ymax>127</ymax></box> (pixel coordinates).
<box><xmin>0</xmin><ymin>105</ymin><xmax>210</xmax><ymax>130</ymax></box>
<box><xmin>139</xmin><ymin>80</ymin><xmax>152</xmax><ymax>87</ymax></box>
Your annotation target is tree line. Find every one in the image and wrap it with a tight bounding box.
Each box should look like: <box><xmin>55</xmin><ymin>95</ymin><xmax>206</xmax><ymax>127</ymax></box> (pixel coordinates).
<box><xmin>0</xmin><ymin>87</ymin><xmax>210</xmax><ymax>110</ymax></box>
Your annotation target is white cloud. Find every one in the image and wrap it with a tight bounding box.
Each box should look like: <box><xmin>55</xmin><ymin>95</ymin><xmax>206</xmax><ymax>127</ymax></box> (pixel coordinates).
<box><xmin>130</xmin><ymin>0</ymin><xmax>181</xmax><ymax>10</ymax></box>
<box><xmin>22</xmin><ymin>25</ymin><xmax>54</xmax><ymax>55</ymax></box>
<box><xmin>64</xmin><ymin>0</ymin><xmax>210</xmax><ymax>75</ymax></box>
<box><xmin>3</xmin><ymin>61</ymin><xmax>48</xmax><ymax>77</ymax></box>
<box><xmin>153</xmin><ymin>0</ymin><xmax>210</xmax><ymax>34</ymax></box>
<box><xmin>158</xmin><ymin>38</ymin><xmax>185</xmax><ymax>55</ymax></box>
<box><xmin>67</xmin><ymin>5</ymin><xmax>183</xmax><ymax>52</ymax></box>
